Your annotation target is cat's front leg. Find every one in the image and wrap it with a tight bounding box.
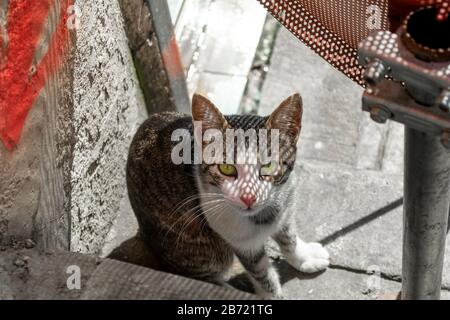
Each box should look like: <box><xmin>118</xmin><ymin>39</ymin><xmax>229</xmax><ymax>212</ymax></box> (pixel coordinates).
<box><xmin>273</xmin><ymin>225</ymin><xmax>330</xmax><ymax>273</ymax></box>
<box><xmin>233</xmin><ymin>247</ymin><xmax>283</xmax><ymax>299</ymax></box>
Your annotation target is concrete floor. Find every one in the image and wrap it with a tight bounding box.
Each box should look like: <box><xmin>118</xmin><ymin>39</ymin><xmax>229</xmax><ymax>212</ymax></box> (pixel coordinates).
<box><xmin>102</xmin><ymin>9</ymin><xmax>450</xmax><ymax>299</ymax></box>
<box><xmin>258</xmin><ymin>27</ymin><xmax>450</xmax><ymax>299</ymax></box>
<box><xmin>172</xmin><ymin>0</ymin><xmax>267</xmax><ymax>114</ymax></box>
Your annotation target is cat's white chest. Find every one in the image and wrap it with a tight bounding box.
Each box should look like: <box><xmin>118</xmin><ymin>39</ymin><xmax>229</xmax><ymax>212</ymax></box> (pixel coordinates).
<box><xmin>203</xmin><ymin>203</ymin><xmax>277</xmax><ymax>250</ymax></box>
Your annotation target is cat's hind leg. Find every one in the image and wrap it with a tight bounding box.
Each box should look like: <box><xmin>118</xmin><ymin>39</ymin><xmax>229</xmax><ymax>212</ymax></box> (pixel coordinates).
<box><xmin>273</xmin><ymin>225</ymin><xmax>330</xmax><ymax>273</ymax></box>
<box><xmin>233</xmin><ymin>247</ymin><xmax>283</xmax><ymax>299</ymax></box>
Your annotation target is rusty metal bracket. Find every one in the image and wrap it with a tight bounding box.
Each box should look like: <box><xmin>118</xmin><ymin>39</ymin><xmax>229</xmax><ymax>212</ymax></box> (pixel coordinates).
<box><xmin>359</xmin><ymin>6</ymin><xmax>450</xmax><ymax>300</ymax></box>
<box><xmin>359</xmin><ymin>30</ymin><xmax>450</xmax><ymax>146</ymax></box>
<box><xmin>362</xmin><ymin>80</ymin><xmax>450</xmax><ymax>135</ymax></box>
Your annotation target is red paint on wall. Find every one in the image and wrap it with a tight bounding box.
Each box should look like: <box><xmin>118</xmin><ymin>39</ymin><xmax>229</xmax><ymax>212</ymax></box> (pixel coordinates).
<box><xmin>0</xmin><ymin>0</ymin><xmax>73</xmax><ymax>150</ymax></box>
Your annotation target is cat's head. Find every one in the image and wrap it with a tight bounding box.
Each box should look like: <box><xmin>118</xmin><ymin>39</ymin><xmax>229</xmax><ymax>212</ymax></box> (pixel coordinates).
<box><xmin>192</xmin><ymin>93</ymin><xmax>302</xmax><ymax>216</ymax></box>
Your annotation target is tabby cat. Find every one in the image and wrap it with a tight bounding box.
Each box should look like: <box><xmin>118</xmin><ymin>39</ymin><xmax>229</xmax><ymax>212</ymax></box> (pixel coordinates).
<box><xmin>126</xmin><ymin>93</ymin><xmax>329</xmax><ymax>299</ymax></box>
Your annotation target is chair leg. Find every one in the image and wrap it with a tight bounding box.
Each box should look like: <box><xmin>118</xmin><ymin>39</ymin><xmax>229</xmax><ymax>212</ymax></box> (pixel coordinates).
<box><xmin>402</xmin><ymin>127</ymin><xmax>450</xmax><ymax>300</ymax></box>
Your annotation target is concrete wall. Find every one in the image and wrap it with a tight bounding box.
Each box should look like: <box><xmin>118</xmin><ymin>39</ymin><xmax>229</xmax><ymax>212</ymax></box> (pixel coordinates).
<box><xmin>70</xmin><ymin>0</ymin><xmax>147</xmax><ymax>253</ymax></box>
<box><xmin>0</xmin><ymin>99</ymin><xmax>43</xmax><ymax>245</ymax></box>
<box><xmin>0</xmin><ymin>0</ymin><xmax>181</xmax><ymax>254</ymax></box>
<box><xmin>0</xmin><ymin>0</ymin><xmax>76</xmax><ymax>249</ymax></box>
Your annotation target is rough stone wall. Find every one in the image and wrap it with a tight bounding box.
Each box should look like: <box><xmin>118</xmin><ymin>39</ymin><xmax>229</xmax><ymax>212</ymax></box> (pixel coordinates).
<box><xmin>70</xmin><ymin>0</ymin><xmax>147</xmax><ymax>253</ymax></box>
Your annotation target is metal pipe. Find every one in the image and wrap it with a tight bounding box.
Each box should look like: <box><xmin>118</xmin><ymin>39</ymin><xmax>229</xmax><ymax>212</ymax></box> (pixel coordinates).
<box><xmin>402</xmin><ymin>127</ymin><xmax>450</xmax><ymax>299</ymax></box>
<box><xmin>146</xmin><ymin>0</ymin><xmax>190</xmax><ymax>113</ymax></box>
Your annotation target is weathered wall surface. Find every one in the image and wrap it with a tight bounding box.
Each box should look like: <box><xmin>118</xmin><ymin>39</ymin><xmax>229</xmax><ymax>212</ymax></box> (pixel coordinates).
<box><xmin>0</xmin><ymin>104</ymin><xmax>42</xmax><ymax>245</ymax></box>
<box><xmin>1</xmin><ymin>0</ymin><xmax>177</xmax><ymax>254</ymax></box>
<box><xmin>70</xmin><ymin>0</ymin><xmax>147</xmax><ymax>253</ymax></box>
<box><xmin>0</xmin><ymin>0</ymin><xmax>75</xmax><ymax>250</ymax></box>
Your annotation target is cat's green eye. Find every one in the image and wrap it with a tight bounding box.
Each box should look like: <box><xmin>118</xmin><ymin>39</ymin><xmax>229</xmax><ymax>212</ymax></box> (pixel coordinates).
<box><xmin>218</xmin><ymin>164</ymin><xmax>237</xmax><ymax>177</ymax></box>
<box><xmin>260</xmin><ymin>162</ymin><xmax>278</xmax><ymax>176</ymax></box>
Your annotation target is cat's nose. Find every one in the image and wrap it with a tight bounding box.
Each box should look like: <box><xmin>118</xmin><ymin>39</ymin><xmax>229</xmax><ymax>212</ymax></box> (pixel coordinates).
<box><xmin>240</xmin><ymin>194</ymin><xmax>256</xmax><ymax>209</ymax></box>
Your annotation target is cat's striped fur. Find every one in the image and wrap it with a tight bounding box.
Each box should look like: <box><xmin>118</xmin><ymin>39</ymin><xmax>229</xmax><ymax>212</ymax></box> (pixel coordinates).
<box><xmin>126</xmin><ymin>94</ymin><xmax>330</xmax><ymax>298</ymax></box>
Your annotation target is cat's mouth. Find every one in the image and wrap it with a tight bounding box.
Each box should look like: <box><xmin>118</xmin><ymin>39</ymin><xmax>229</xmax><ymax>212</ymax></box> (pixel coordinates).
<box><xmin>221</xmin><ymin>195</ymin><xmax>262</xmax><ymax>216</ymax></box>
<box><xmin>227</xmin><ymin>201</ymin><xmax>261</xmax><ymax>216</ymax></box>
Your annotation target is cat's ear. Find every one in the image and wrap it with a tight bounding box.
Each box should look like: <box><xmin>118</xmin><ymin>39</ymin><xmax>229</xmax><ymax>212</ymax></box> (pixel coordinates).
<box><xmin>192</xmin><ymin>93</ymin><xmax>228</xmax><ymax>131</ymax></box>
<box><xmin>192</xmin><ymin>94</ymin><xmax>228</xmax><ymax>148</ymax></box>
<box><xmin>267</xmin><ymin>93</ymin><xmax>303</xmax><ymax>143</ymax></box>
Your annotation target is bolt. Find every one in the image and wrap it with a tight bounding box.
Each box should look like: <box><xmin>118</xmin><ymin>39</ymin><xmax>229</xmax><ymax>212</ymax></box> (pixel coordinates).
<box><xmin>438</xmin><ymin>89</ymin><xmax>450</xmax><ymax>112</ymax></box>
<box><xmin>364</xmin><ymin>59</ymin><xmax>389</xmax><ymax>86</ymax></box>
<box><xmin>369</xmin><ymin>105</ymin><xmax>392</xmax><ymax>124</ymax></box>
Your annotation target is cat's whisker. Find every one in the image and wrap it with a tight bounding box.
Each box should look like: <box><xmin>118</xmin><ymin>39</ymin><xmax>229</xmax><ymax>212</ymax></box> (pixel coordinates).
<box><xmin>198</xmin><ymin>205</ymin><xmax>228</xmax><ymax>237</ymax></box>
<box><xmin>175</xmin><ymin>206</ymin><xmax>222</xmax><ymax>246</ymax></box>
<box><xmin>164</xmin><ymin>204</ymin><xmax>202</xmax><ymax>238</ymax></box>
<box><xmin>164</xmin><ymin>200</ymin><xmax>223</xmax><ymax>241</ymax></box>
<box><xmin>178</xmin><ymin>201</ymin><xmax>223</xmax><ymax>234</ymax></box>
<box><xmin>163</xmin><ymin>198</ymin><xmax>224</xmax><ymax>243</ymax></box>
<box><xmin>169</xmin><ymin>193</ymin><xmax>221</xmax><ymax>212</ymax></box>
<box><xmin>201</xmin><ymin>202</ymin><xmax>232</xmax><ymax>233</ymax></box>
<box><xmin>167</xmin><ymin>198</ymin><xmax>224</xmax><ymax>236</ymax></box>
<box><xmin>166</xmin><ymin>193</ymin><xmax>224</xmax><ymax>220</ymax></box>
<box><xmin>174</xmin><ymin>201</ymin><xmax>225</xmax><ymax>250</ymax></box>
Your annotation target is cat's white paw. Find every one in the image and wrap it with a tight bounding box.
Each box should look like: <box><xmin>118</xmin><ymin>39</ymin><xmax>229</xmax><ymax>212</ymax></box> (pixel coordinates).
<box><xmin>285</xmin><ymin>242</ymin><xmax>330</xmax><ymax>274</ymax></box>
<box><xmin>297</xmin><ymin>257</ymin><xmax>329</xmax><ymax>273</ymax></box>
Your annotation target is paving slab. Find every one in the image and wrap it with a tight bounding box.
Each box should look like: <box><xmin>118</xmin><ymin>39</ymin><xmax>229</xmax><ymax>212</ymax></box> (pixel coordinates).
<box><xmin>175</xmin><ymin>0</ymin><xmax>266</xmax><ymax>114</ymax></box>
<box><xmin>269</xmin><ymin>159</ymin><xmax>450</xmax><ymax>289</ymax></box>
<box><xmin>355</xmin><ymin>114</ymin><xmax>389</xmax><ymax>171</ymax></box>
<box><xmin>258</xmin><ymin>19</ymin><xmax>450</xmax><ymax>294</ymax></box>
<box><xmin>229</xmin><ymin>254</ymin><xmax>450</xmax><ymax>299</ymax></box>
<box><xmin>259</xmin><ymin>28</ymin><xmax>366</xmax><ymax>167</ymax></box>
<box><xmin>278</xmin><ymin>264</ymin><xmax>450</xmax><ymax>300</ymax></box>
<box><xmin>187</xmin><ymin>72</ymin><xmax>248</xmax><ymax>115</ymax></box>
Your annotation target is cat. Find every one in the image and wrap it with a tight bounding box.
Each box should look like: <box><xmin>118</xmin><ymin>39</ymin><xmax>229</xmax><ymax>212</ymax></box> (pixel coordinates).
<box><xmin>125</xmin><ymin>93</ymin><xmax>330</xmax><ymax>299</ymax></box>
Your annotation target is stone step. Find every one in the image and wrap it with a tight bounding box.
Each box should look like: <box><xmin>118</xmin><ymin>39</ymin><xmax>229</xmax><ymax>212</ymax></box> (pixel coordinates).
<box><xmin>0</xmin><ymin>247</ymin><xmax>253</xmax><ymax>300</ymax></box>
